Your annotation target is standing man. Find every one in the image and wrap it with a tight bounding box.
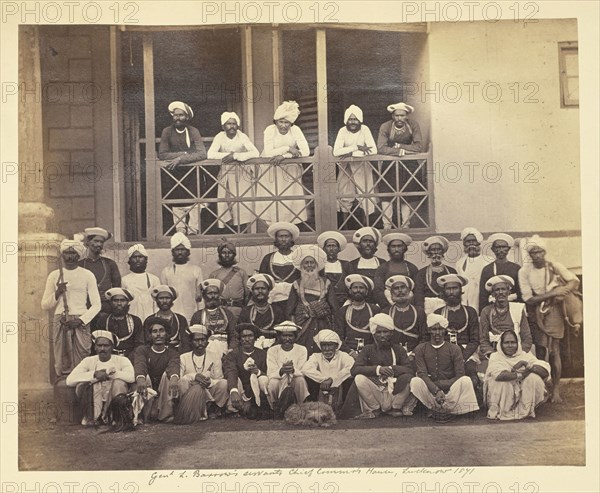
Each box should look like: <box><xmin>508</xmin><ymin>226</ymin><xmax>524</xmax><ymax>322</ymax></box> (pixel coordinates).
<box><xmin>335</xmin><ymin>274</ymin><xmax>380</xmax><ymax>356</ymax></box>
<box><xmin>333</xmin><ymin>104</ymin><xmax>378</xmax><ymax>228</ymax></box>
<box><xmin>79</xmin><ymin>227</ymin><xmax>121</xmax><ymax>317</ymax></box>
<box><xmin>223</xmin><ymin>323</ymin><xmax>271</xmax><ymax>418</ymax></box>
<box><xmin>413</xmin><ymin>235</ymin><xmax>457</xmax><ymax>313</ymax></box>
<box><xmin>145</xmin><ymin>285</ymin><xmax>190</xmax><ymax>353</ymax></box>
<box><xmin>335</xmin><ymin>227</ymin><xmax>385</xmax><ymax>305</ymax></box>
<box><xmin>351</xmin><ymin>314</ymin><xmax>415</xmax><ymax>419</ymax></box>
<box><xmin>66</xmin><ymin>330</ymin><xmax>135</xmax><ymax>426</ymax></box>
<box><xmin>373</xmin><ymin>233</ymin><xmax>418</xmax><ymax>308</ymax></box>
<box><xmin>410</xmin><ymin>314</ymin><xmax>479</xmax><ymax>420</ymax></box>
<box><xmin>479</xmin><ymin>233</ymin><xmax>522</xmax><ymax>311</ymax></box>
<box><xmin>376</xmin><ymin>102</ymin><xmax>424</xmax><ymax>228</ymax></box>
<box><xmin>238</xmin><ymin>274</ymin><xmax>285</xmax><ymax>350</ymax></box>
<box><xmin>208</xmin><ymin>238</ymin><xmax>248</xmax><ymax>326</ymax></box>
<box><xmin>456</xmin><ymin>227</ymin><xmax>491</xmax><ymax>313</ymax></box>
<box><xmin>190</xmin><ymin>279</ymin><xmax>237</xmax><ymax>357</ymax></box>
<box><xmin>207</xmin><ymin>112</ymin><xmax>260</xmax><ymax>230</ymax></box>
<box><xmin>259</xmin><ymin>222</ymin><xmax>301</xmax><ymax>310</ymax></box>
<box><xmin>95</xmin><ymin>288</ymin><xmax>145</xmax><ymax>363</ymax></box>
<box><xmin>519</xmin><ymin>235</ymin><xmax>580</xmax><ymax>403</ymax></box>
<box><xmin>121</xmin><ymin>244</ymin><xmax>161</xmax><ymax>322</ymax></box>
<box><xmin>177</xmin><ymin>324</ymin><xmax>229</xmax><ymax>422</ymax></box>
<box><xmin>267</xmin><ymin>321</ymin><xmax>310</xmax><ymax>416</ymax></box>
<box><xmin>382</xmin><ymin>275</ymin><xmax>427</xmax><ymax>356</ymax></box>
<box><xmin>317</xmin><ymin>231</ymin><xmax>350</xmax><ymax>288</ymax></box>
<box><xmin>42</xmin><ymin>239</ymin><xmax>101</xmax><ymax>377</ymax></box>
<box><xmin>133</xmin><ymin>317</ymin><xmax>181</xmax><ymax>423</ymax></box>
<box><xmin>158</xmin><ymin>101</ymin><xmax>207</xmax><ymax>235</ymax></box>
<box><xmin>434</xmin><ymin>274</ymin><xmax>480</xmax><ymax>391</ymax></box>
<box><xmin>160</xmin><ymin>232</ymin><xmax>203</xmax><ymax>321</ymax></box>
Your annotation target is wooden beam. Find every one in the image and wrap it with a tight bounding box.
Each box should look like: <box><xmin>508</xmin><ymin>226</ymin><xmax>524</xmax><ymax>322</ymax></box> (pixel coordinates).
<box><xmin>110</xmin><ymin>26</ymin><xmax>124</xmax><ymax>242</ymax></box>
<box><xmin>142</xmin><ymin>34</ymin><xmax>158</xmax><ymax>240</ymax></box>
<box><xmin>241</xmin><ymin>26</ymin><xmax>254</xmax><ymax>142</ymax></box>
<box><xmin>271</xmin><ymin>29</ymin><xmax>281</xmax><ymax>111</ymax></box>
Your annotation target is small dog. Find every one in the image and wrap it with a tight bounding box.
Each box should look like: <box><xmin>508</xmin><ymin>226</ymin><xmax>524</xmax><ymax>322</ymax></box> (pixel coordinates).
<box><xmin>284</xmin><ymin>401</ymin><xmax>337</xmax><ymax>428</ymax></box>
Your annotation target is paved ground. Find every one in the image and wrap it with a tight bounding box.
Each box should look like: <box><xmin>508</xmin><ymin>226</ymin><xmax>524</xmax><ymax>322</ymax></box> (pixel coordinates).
<box><xmin>18</xmin><ymin>380</ymin><xmax>585</xmax><ymax>471</ymax></box>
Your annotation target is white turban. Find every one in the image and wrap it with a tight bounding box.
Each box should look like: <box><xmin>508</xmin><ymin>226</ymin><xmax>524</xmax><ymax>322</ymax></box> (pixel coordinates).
<box><xmin>382</xmin><ymin>233</ymin><xmax>412</xmax><ymax>247</ymax></box>
<box><xmin>369</xmin><ymin>313</ymin><xmax>395</xmax><ymax>334</ymax></box>
<box><xmin>59</xmin><ymin>239</ymin><xmax>85</xmax><ymax>258</ymax></box>
<box><xmin>247</xmin><ymin>274</ymin><xmax>274</xmax><ymax>291</ymax></box>
<box><xmin>83</xmin><ymin>227</ymin><xmax>111</xmax><ymax>241</ymax></box>
<box><xmin>427</xmin><ymin>313</ymin><xmax>448</xmax><ymax>329</ymax></box>
<box><xmin>92</xmin><ymin>330</ymin><xmax>115</xmax><ymax>345</ymax></box>
<box><xmin>460</xmin><ymin>227</ymin><xmax>483</xmax><ymax>243</ymax></box>
<box><xmin>127</xmin><ymin>244</ymin><xmax>148</xmax><ymax>259</ymax></box>
<box><xmin>344</xmin><ymin>274</ymin><xmax>374</xmax><ymax>291</ymax></box>
<box><xmin>273</xmin><ymin>101</ymin><xmax>300</xmax><ymax>123</ymax></box>
<box><xmin>267</xmin><ymin>222</ymin><xmax>300</xmax><ymax>240</ymax></box>
<box><xmin>105</xmin><ymin>288</ymin><xmax>134</xmax><ymax>302</ymax></box>
<box><xmin>314</xmin><ymin>329</ymin><xmax>342</xmax><ymax>349</ymax></box>
<box><xmin>385</xmin><ymin>275</ymin><xmax>414</xmax><ymax>291</ymax></box>
<box><xmin>422</xmin><ymin>236</ymin><xmax>449</xmax><ymax>254</ymax></box>
<box><xmin>150</xmin><ymin>285</ymin><xmax>177</xmax><ymax>300</ymax></box>
<box><xmin>437</xmin><ymin>274</ymin><xmax>468</xmax><ymax>288</ymax></box>
<box><xmin>168</xmin><ymin>101</ymin><xmax>194</xmax><ymax>119</ymax></box>
<box><xmin>202</xmin><ymin>278</ymin><xmax>225</xmax><ymax>294</ymax></box>
<box><xmin>170</xmin><ymin>232</ymin><xmax>191</xmax><ymax>250</ymax></box>
<box><xmin>352</xmin><ymin>227</ymin><xmax>382</xmax><ymax>246</ymax></box>
<box><xmin>487</xmin><ymin>233</ymin><xmax>515</xmax><ymax>247</ymax></box>
<box><xmin>292</xmin><ymin>245</ymin><xmax>327</xmax><ymax>271</ymax></box>
<box><xmin>344</xmin><ymin>105</ymin><xmax>363</xmax><ymax>124</ymax></box>
<box><xmin>274</xmin><ymin>321</ymin><xmax>301</xmax><ymax>333</ymax></box>
<box><xmin>317</xmin><ymin>231</ymin><xmax>347</xmax><ymax>252</ymax></box>
<box><xmin>221</xmin><ymin>111</ymin><xmax>241</xmax><ymax>126</ymax></box>
<box><xmin>387</xmin><ymin>102</ymin><xmax>414</xmax><ymax>114</ymax></box>
<box><xmin>523</xmin><ymin>234</ymin><xmax>547</xmax><ymax>253</ymax></box>
<box><xmin>485</xmin><ymin>275</ymin><xmax>515</xmax><ymax>293</ymax></box>
<box><xmin>189</xmin><ymin>324</ymin><xmax>211</xmax><ymax>336</ymax></box>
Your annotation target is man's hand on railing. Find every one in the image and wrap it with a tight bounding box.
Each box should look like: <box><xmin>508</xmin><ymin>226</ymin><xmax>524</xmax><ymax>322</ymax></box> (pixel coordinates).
<box><xmin>357</xmin><ymin>144</ymin><xmax>374</xmax><ymax>155</ymax></box>
<box><xmin>165</xmin><ymin>156</ymin><xmax>183</xmax><ymax>170</ymax></box>
<box><xmin>270</xmin><ymin>155</ymin><xmax>286</xmax><ymax>166</ymax></box>
<box><xmin>288</xmin><ymin>145</ymin><xmax>301</xmax><ymax>158</ymax></box>
<box><xmin>222</xmin><ymin>152</ymin><xmax>237</xmax><ymax>165</ymax></box>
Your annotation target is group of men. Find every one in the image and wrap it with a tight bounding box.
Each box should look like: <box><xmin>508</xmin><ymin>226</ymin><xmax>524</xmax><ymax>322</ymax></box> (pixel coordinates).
<box><xmin>158</xmin><ymin>99</ymin><xmax>423</xmax><ymax>234</ymax></box>
<box><xmin>45</xmin><ymin>222</ymin><xmax>581</xmax><ymax>426</ymax></box>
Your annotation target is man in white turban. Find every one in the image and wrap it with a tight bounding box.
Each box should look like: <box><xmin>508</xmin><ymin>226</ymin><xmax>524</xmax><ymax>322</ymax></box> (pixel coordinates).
<box><xmin>333</xmin><ymin>104</ymin><xmax>378</xmax><ymax>227</ymax></box>
<box><xmin>350</xmin><ymin>313</ymin><xmax>415</xmax><ymax>419</ymax></box>
<box><xmin>258</xmin><ymin>101</ymin><xmax>311</xmax><ymax>225</ymax></box>
<box><xmin>317</xmin><ymin>231</ymin><xmax>350</xmax><ymax>288</ymax></box>
<box><xmin>410</xmin><ymin>314</ymin><xmax>479</xmax><ymax>420</ymax></box>
<box><xmin>479</xmin><ymin>233</ymin><xmax>522</xmax><ymax>310</ymax></box>
<box><xmin>42</xmin><ymin>238</ymin><xmax>102</xmax><ymax>377</ymax></box>
<box><xmin>456</xmin><ymin>227</ymin><xmax>492</xmax><ymax>312</ymax></box>
<box><xmin>518</xmin><ymin>235</ymin><xmax>580</xmax><ymax>403</ymax></box>
<box><xmin>121</xmin><ymin>244</ymin><xmax>161</xmax><ymax>321</ymax></box>
<box><xmin>376</xmin><ymin>102</ymin><xmax>425</xmax><ymax>228</ymax></box>
<box><xmin>207</xmin><ymin>112</ymin><xmax>260</xmax><ymax>229</ymax></box>
<box><xmin>160</xmin><ymin>232</ymin><xmax>204</xmax><ymax>321</ymax></box>
<box><xmin>301</xmin><ymin>329</ymin><xmax>355</xmax><ymax>412</ymax></box>
<box><xmin>158</xmin><ymin>101</ymin><xmax>208</xmax><ymax>236</ymax></box>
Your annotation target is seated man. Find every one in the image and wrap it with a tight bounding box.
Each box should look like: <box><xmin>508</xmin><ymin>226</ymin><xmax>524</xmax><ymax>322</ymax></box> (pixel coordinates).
<box><xmin>286</xmin><ymin>245</ymin><xmax>338</xmax><ymax>355</ymax></box>
<box><xmin>121</xmin><ymin>244</ymin><xmax>161</xmax><ymax>322</ymax></box>
<box><xmin>373</xmin><ymin>233</ymin><xmax>418</xmax><ymax>309</ymax></box>
<box><xmin>223</xmin><ymin>323</ymin><xmax>271</xmax><ymax>418</ymax></box>
<box><xmin>66</xmin><ymin>330</ymin><xmax>135</xmax><ymax>426</ymax></box>
<box><xmin>302</xmin><ymin>329</ymin><xmax>355</xmax><ymax>413</ymax></box>
<box><xmin>267</xmin><ymin>321</ymin><xmax>309</xmax><ymax>416</ymax></box>
<box><xmin>190</xmin><ymin>279</ymin><xmax>237</xmax><ymax>357</ymax></box>
<box><xmin>176</xmin><ymin>324</ymin><xmax>228</xmax><ymax>423</ymax></box>
<box><xmin>351</xmin><ymin>314</ymin><xmax>415</xmax><ymax>419</ymax></box>
<box><xmin>238</xmin><ymin>274</ymin><xmax>285</xmax><ymax>350</ymax></box>
<box><xmin>133</xmin><ymin>317</ymin><xmax>181</xmax><ymax>423</ymax></box>
<box><xmin>479</xmin><ymin>275</ymin><xmax>533</xmax><ymax>360</ymax></box>
<box><xmin>410</xmin><ymin>314</ymin><xmax>479</xmax><ymax>420</ymax></box>
<box><xmin>207</xmin><ymin>111</ymin><xmax>260</xmax><ymax>230</ymax></box>
<box><xmin>95</xmin><ymin>288</ymin><xmax>144</xmax><ymax>362</ymax></box>
<box><xmin>335</xmin><ymin>274</ymin><xmax>380</xmax><ymax>356</ymax></box>
<box><xmin>382</xmin><ymin>275</ymin><xmax>427</xmax><ymax>358</ymax></box>
<box><xmin>413</xmin><ymin>235</ymin><xmax>456</xmax><ymax>313</ymax></box>
<box><xmin>145</xmin><ymin>285</ymin><xmax>190</xmax><ymax>353</ymax></box>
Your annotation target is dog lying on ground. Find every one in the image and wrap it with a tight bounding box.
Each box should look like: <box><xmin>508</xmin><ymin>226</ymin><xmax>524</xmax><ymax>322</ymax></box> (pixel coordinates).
<box><xmin>284</xmin><ymin>401</ymin><xmax>337</xmax><ymax>428</ymax></box>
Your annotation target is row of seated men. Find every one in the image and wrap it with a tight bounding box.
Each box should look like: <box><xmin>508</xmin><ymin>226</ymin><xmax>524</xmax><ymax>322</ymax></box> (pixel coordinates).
<box><xmin>44</xmin><ymin>224</ymin><xmax>580</xmax><ymax>426</ymax></box>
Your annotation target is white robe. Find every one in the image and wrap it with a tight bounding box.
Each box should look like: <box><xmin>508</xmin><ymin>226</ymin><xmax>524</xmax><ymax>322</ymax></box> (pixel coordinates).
<box><xmin>456</xmin><ymin>254</ymin><xmax>492</xmax><ymax>312</ymax></box>
<box><xmin>160</xmin><ymin>263</ymin><xmax>204</xmax><ymax>321</ymax></box>
<box><xmin>122</xmin><ymin>271</ymin><xmax>161</xmax><ymax>322</ymax></box>
<box><xmin>301</xmin><ymin>351</ymin><xmax>354</xmax><ymax>387</ymax></box>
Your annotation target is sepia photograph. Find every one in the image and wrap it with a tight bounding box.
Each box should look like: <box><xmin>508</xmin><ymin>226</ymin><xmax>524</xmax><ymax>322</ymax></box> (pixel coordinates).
<box><xmin>2</xmin><ymin>1</ymin><xmax>598</xmax><ymax>492</ymax></box>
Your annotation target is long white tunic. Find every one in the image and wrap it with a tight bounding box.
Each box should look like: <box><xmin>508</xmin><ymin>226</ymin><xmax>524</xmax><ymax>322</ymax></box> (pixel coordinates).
<box><xmin>122</xmin><ymin>271</ymin><xmax>161</xmax><ymax>321</ymax></box>
<box><xmin>207</xmin><ymin>130</ymin><xmax>260</xmax><ymax>226</ymax></box>
<box><xmin>456</xmin><ymin>254</ymin><xmax>491</xmax><ymax>312</ymax></box>
<box><xmin>160</xmin><ymin>263</ymin><xmax>204</xmax><ymax>321</ymax></box>
<box><xmin>66</xmin><ymin>354</ymin><xmax>135</xmax><ymax>386</ymax></box>
<box><xmin>180</xmin><ymin>349</ymin><xmax>225</xmax><ymax>385</ymax></box>
<box><xmin>258</xmin><ymin>125</ymin><xmax>310</xmax><ymax>225</ymax></box>
<box><xmin>301</xmin><ymin>351</ymin><xmax>354</xmax><ymax>387</ymax></box>
<box><xmin>333</xmin><ymin>125</ymin><xmax>378</xmax><ymax>215</ymax></box>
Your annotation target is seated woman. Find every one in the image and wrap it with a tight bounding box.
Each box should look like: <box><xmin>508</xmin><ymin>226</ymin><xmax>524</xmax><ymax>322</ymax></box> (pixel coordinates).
<box><xmin>484</xmin><ymin>330</ymin><xmax>550</xmax><ymax>421</ymax></box>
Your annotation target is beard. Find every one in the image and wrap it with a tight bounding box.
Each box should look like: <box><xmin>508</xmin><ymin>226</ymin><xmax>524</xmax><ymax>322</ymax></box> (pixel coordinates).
<box><xmin>392</xmin><ymin>292</ymin><xmax>413</xmax><ymax>305</ymax></box>
<box><xmin>217</xmin><ymin>258</ymin><xmax>237</xmax><ymax>268</ymax></box>
<box><xmin>300</xmin><ymin>269</ymin><xmax>321</xmax><ymax>290</ymax></box>
<box><xmin>350</xmin><ymin>292</ymin><xmax>366</xmax><ymax>302</ymax></box>
<box><xmin>443</xmin><ymin>293</ymin><xmax>462</xmax><ymax>306</ymax></box>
